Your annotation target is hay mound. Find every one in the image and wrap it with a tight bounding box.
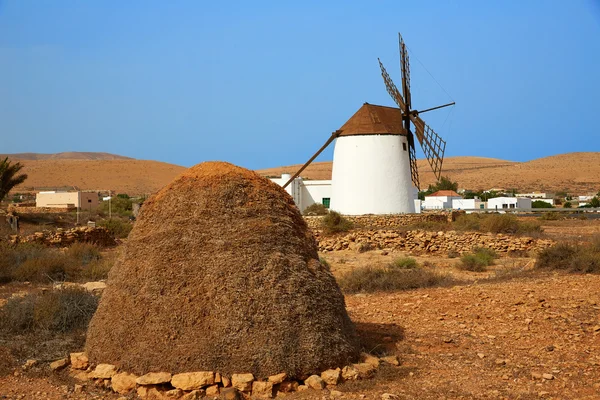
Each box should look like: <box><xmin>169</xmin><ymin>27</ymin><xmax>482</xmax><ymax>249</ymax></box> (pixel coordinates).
<box><xmin>85</xmin><ymin>162</ymin><xmax>358</xmax><ymax>378</ymax></box>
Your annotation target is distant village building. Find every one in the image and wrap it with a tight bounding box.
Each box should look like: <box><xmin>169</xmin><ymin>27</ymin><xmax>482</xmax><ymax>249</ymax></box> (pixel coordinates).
<box><xmin>452</xmin><ymin>198</ymin><xmax>485</xmax><ymax>210</ymax></box>
<box><xmin>422</xmin><ymin>190</ymin><xmax>462</xmax><ymax>210</ymax></box>
<box><xmin>36</xmin><ymin>191</ymin><xmax>99</xmax><ymax>210</ymax></box>
<box><xmin>487</xmin><ymin>197</ymin><xmax>532</xmax><ymax>210</ymax></box>
<box><xmin>515</xmin><ymin>192</ymin><xmax>555</xmax><ymax>200</ymax></box>
<box><xmin>270</xmin><ymin>175</ymin><xmax>332</xmax><ymax>213</ymax></box>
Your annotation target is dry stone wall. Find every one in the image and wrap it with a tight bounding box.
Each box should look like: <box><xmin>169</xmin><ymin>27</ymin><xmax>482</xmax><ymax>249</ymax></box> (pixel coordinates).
<box><xmin>304</xmin><ymin>215</ymin><xmax>553</xmax><ymax>255</ymax></box>
<box><xmin>10</xmin><ymin>227</ymin><xmax>116</xmax><ymax>247</ymax></box>
<box><xmin>315</xmin><ymin>229</ymin><xmax>553</xmax><ymax>255</ymax></box>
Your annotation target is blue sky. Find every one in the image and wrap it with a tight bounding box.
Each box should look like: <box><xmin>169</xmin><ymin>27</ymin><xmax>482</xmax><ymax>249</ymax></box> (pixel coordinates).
<box><xmin>1</xmin><ymin>1</ymin><xmax>599</xmax><ymax>169</ymax></box>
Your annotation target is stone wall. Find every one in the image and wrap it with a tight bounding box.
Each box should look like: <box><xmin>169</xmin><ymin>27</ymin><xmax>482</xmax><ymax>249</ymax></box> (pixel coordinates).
<box><xmin>8</xmin><ymin>205</ymin><xmax>76</xmax><ymax>214</ymax></box>
<box><xmin>304</xmin><ymin>212</ymin><xmax>457</xmax><ymax>231</ymax></box>
<box><xmin>10</xmin><ymin>226</ymin><xmax>116</xmax><ymax>247</ymax></box>
<box><xmin>316</xmin><ymin>229</ymin><xmax>553</xmax><ymax>255</ymax></box>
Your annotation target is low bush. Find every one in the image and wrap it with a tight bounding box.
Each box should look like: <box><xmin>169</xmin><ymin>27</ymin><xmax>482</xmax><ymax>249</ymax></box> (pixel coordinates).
<box><xmin>0</xmin><ymin>288</ymin><xmax>98</xmax><ymax>333</ymax></box>
<box><xmin>535</xmin><ymin>241</ymin><xmax>600</xmax><ymax>273</ymax></box>
<box><xmin>532</xmin><ymin>200</ymin><xmax>553</xmax><ymax>209</ymax></box>
<box><xmin>453</xmin><ymin>214</ymin><xmax>542</xmax><ymax>235</ymax></box>
<box><xmin>539</xmin><ymin>212</ymin><xmax>561</xmax><ymax>221</ymax></box>
<box><xmin>303</xmin><ymin>203</ymin><xmax>329</xmax><ymax>216</ymax></box>
<box><xmin>99</xmin><ymin>219</ymin><xmax>133</xmax><ymax>238</ymax></box>
<box><xmin>81</xmin><ymin>257</ymin><xmax>114</xmax><ymax>281</ymax></box>
<box><xmin>322</xmin><ymin>211</ymin><xmax>353</xmax><ymax>234</ymax></box>
<box><xmin>458</xmin><ymin>247</ymin><xmax>497</xmax><ymax>272</ymax></box>
<box><xmin>66</xmin><ymin>242</ymin><xmax>101</xmax><ymax>265</ymax></box>
<box><xmin>337</xmin><ymin>265</ymin><xmax>452</xmax><ymax>293</ymax></box>
<box><xmin>453</xmin><ymin>214</ymin><xmax>483</xmax><ymax>231</ymax></box>
<box><xmin>390</xmin><ymin>257</ymin><xmax>418</xmax><ymax>269</ymax></box>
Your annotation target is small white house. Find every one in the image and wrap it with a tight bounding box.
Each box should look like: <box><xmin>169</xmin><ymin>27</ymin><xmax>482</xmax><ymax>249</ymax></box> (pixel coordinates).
<box><xmin>516</xmin><ymin>192</ymin><xmax>555</xmax><ymax>199</ymax></box>
<box><xmin>452</xmin><ymin>198</ymin><xmax>485</xmax><ymax>211</ymax></box>
<box><xmin>423</xmin><ymin>190</ymin><xmax>462</xmax><ymax>210</ymax></box>
<box><xmin>270</xmin><ymin>174</ymin><xmax>332</xmax><ymax>212</ymax></box>
<box><xmin>487</xmin><ymin>197</ymin><xmax>532</xmax><ymax>210</ymax></box>
<box><xmin>36</xmin><ymin>191</ymin><xmax>99</xmax><ymax>210</ymax></box>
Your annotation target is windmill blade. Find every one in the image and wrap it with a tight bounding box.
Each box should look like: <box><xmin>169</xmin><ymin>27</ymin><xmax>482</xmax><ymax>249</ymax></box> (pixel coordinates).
<box><xmin>407</xmin><ymin>132</ymin><xmax>420</xmax><ymax>189</ymax></box>
<box><xmin>283</xmin><ymin>130</ymin><xmax>342</xmax><ymax>189</ymax></box>
<box><xmin>399</xmin><ymin>33</ymin><xmax>412</xmax><ymax>110</ymax></box>
<box><xmin>378</xmin><ymin>59</ymin><xmax>407</xmax><ymax>112</ymax></box>
<box><xmin>409</xmin><ymin>114</ymin><xmax>446</xmax><ymax>181</ymax></box>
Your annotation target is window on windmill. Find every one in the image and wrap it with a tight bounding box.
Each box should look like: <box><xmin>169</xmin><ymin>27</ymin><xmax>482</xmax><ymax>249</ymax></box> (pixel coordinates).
<box><xmin>322</xmin><ymin>198</ymin><xmax>331</xmax><ymax>208</ymax></box>
<box><xmin>402</xmin><ymin>142</ymin><xmax>407</xmax><ymax>151</ymax></box>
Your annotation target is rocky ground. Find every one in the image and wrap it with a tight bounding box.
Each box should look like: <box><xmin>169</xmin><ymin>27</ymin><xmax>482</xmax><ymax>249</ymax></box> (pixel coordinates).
<box><xmin>1</xmin><ymin>219</ymin><xmax>599</xmax><ymax>399</ymax></box>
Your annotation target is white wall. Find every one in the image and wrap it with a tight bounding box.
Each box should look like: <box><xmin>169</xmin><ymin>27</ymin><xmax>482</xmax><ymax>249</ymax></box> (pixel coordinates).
<box><xmin>487</xmin><ymin>197</ymin><xmax>532</xmax><ymax>210</ymax></box>
<box><xmin>300</xmin><ymin>180</ymin><xmax>332</xmax><ymax>212</ymax></box>
<box><xmin>423</xmin><ymin>195</ymin><xmax>462</xmax><ymax>210</ymax></box>
<box><xmin>331</xmin><ymin>135</ymin><xmax>415</xmax><ymax>214</ymax></box>
<box><xmin>36</xmin><ymin>191</ymin><xmax>99</xmax><ymax>209</ymax></box>
<box><xmin>452</xmin><ymin>198</ymin><xmax>484</xmax><ymax>210</ymax></box>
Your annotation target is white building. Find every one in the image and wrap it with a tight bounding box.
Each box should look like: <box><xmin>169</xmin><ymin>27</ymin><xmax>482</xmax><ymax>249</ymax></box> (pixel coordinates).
<box><xmin>423</xmin><ymin>190</ymin><xmax>462</xmax><ymax>210</ymax></box>
<box><xmin>516</xmin><ymin>192</ymin><xmax>555</xmax><ymax>199</ymax></box>
<box><xmin>270</xmin><ymin>174</ymin><xmax>332</xmax><ymax>213</ymax></box>
<box><xmin>36</xmin><ymin>191</ymin><xmax>99</xmax><ymax>210</ymax></box>
<box><xmin>452</xmin><ymin>198</ymin><xmax>485</xmax><ymax>211</ymax></box>
<box><xmin>330</xmin><ymin>103</ymin><xmax>415</xmax><ymax>215</ymax></box>
<box><xmin>487</xmin><ymin>197</ymin><xmax>532</xmax><ymax>210</ymax></box>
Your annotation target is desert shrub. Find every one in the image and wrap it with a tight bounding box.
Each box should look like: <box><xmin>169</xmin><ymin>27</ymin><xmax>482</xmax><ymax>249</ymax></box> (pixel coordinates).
<box><xmin>66</xmin><ymin>242</ymin><xmax>101</xmax><ymax>265</ymax></box>
<box><xmin>390</xmin><ymin>257</ymin><xmax>418</xmax><ymax>269</ymax></box>
<box><xmin>303</xmin><ymin>203</ymin><xmax>328</xmax><ymax>216</ymax></box>
<box><xmin>480</xmin><ymin>214</ymin><xmax>520</xmax><ymax>233</ymax></box>
<box><xmin>458</xmin><ymin>247</ymin><xmax>497</xmax><ymax>272</ymax></box>
<box><xmin>81</xmin><ymin>257</ymin><xmax>114</xmax><ymax>281</ymax></box>
<box><xmin>535</xmin><ymin>242</ymin><xmax>600</xmax><ymax>273</ymax></box>
<box><xmin>539</xmin><ymin>212</ymin><xmax>561</xmax><ymax>221</ymax></box>
<box><xmin>356</xmin><ymin>242</ymin><xmax>373</xmax><ymax>253</ymax></box>
<box><xmin>532</xmin><ymin>200</ymin><xmax>553</xmax><ymax>209</ymax></box>
<box><xmin>0</xmin><ymin>288</ymin><xmax>98</xmax><ymax>333</ymax></box>
<box><xmin>338</xmin><ymin>265</ymin><xmax>451</xmax><ymax>293</ymax></box>
<box><xmin>563</xmin><ymin>201</ymin><xmax>572</xmax><ymax>209</ymax></box>
<box><xmin>100</xmin><ymin>196</ymin><xmax>133</xmax><ymax>217</ymax></box>
<box><xmin>12</xmin><ymin>254</ymin><xmax>79</xmax><ymax>283</ymax></box>
<box><xmin>319</xmin><ymin>257</ymin><xmax>330</xmax><ymax>270</ymax></box>
<box><xmin>99</xmin><ymin>218</ymin><xmax>133</xmax><ymax>238</ymax></box>
<box><xmin>447</xmin><ymin>250</ymin><xmax>460</xmax><ymax>258</ymax></box>
<box><xmin>0</xmin><ymin>243</ymin><xmax>73</xmax><ymax>283</ymax></box>
<box><xmin>322</xmin><ymin>211</ymin><xmax>353</xmax><ymax>234</ymax></box>
<box><xmin>453</xmin><ymin>214</ymin><xmax>482</xmax><ymax>231</ymax></box>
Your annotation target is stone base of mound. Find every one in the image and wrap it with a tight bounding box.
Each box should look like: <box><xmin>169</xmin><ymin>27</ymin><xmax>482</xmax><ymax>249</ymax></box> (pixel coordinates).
<box><xmin>52</xmin><ymin>352</ymin><xmax>399</xmax><ymax>399</ymax></box>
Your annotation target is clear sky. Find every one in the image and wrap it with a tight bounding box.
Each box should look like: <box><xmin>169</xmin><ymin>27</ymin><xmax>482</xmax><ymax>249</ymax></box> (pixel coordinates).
<box><xmin>1</xmin><ymin>1</ymin><xmax>599</xmax><ymax>169</ymax></box>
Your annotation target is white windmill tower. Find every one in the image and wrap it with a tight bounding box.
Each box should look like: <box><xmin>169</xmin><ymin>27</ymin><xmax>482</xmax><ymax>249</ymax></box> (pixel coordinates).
<box><xmin>283</xmin><ymin>33</ymin><xmax>454</xmax><ymax>215</ymax></box>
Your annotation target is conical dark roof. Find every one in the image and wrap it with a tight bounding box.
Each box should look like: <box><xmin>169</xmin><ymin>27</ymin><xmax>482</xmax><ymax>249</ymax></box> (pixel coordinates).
<box><xmin>338</xmin><ymin>103</ymin><xmax>407</xmax><ymax>136</ymax></box>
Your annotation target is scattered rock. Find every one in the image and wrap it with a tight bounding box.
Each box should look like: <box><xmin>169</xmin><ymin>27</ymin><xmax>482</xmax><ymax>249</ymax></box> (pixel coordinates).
<box><xmin>252</xmin><ymin>381</ymin><xmax>274</xmax><ymax>398</ymax></box>
<box><xmin>136</xmin><ymin>372</ymin><xmax>172</xmax><ymax>385</ymax></box>
<box><xmin>353</xmin><ymin>363</ymin><xmax>377</xmax><ymax>379</ymax></box>
<box><xmin>22</xmin><ymin>359</ymin><xmax>38</xmax><ymax>370</ymax></box>
<box><xmin>380</xmin><ymin>355</ymin><xmax>400</xmax><ymax>366</ymax></box>
<box><xmin>304</xmin><ymin>375</ymin><xmax>325</xmax><ymax>390</ymax></box>
<box><xmin>361</xmin><ymin>353</ymin><xmax>380</xmax><ymax>367</ymax></box>
<box><xmin>205</xmin><ymin>385</ymin><xmax>220</xmax><ymax>396</ymax></box>
<box><xmin>341</xmin><ymin>365</ymin><xmax>359</xmax><ymax>380</ymax></box>
<box><xmin>542</xmin><ymin>373</ymin><xmax>554</xmax><ymax>380</ymax></box>
<box><xmin>50</xmin><ymin>358</ymin><xmax>69</xmax><ymax>371</ymax></box>
<box><xmin>70</xmin><ymin>353</ymin><xmax>89</xmax><ymax>370</ymax></box>
<box><xmin>91</xmin><ymin>363</ymin><xmax>117</xmax><ymax>379</ymax></box>
<box><xmin>231</xmin><ymin>373</ymin><xmax>254</xmax><ymax>392</ymax></box>
<box><xmin>321</xmin><ymin>368</ymin><xmax>341</xmax><ymax>385</ymax></box>
<box><xmin>220</xmin><ymin>387</ymin><xmax>241</xmax><ymax>400</ymax></box>
<box><xmin>267</xmin><ymin>372</ymin><xmax>287</xmax><ymax>385</ymax></box>
<box><xmin>381</xmin><ymin>394</ymin><xmax>400</xmax><ymax>400</ymax></box>
<box><xmin>171</xmin><ymin>371</ymin><xmax>215</xmax><ymax>390</ymax></box>
<box><xmin>111</xmin><ymin>372</ymin><xmax>138</xmax><ymax>394</ymax></box>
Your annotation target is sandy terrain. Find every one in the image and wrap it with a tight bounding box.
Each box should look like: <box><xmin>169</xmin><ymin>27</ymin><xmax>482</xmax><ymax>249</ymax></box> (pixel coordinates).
<box><xmin>1</xmin><ymin>218</ymin><xmax>599</xmax><ymax>399</ymax></box>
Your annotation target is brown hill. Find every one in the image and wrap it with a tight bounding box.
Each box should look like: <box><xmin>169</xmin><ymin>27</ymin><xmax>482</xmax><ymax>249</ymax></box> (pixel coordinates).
<box><xmin>0</xmin><ymin>152</ymin><xmax>133</xmax><ymax>161</ymax></box>
<box><xmin>14</xmin><ymin>159</ymin><xmax>186</xmax><ymax>195</ymax></box>
<box><xmin>257</xmin><ymin>153</ymin><xmax>600</xmax><ymax>194</ymax></box>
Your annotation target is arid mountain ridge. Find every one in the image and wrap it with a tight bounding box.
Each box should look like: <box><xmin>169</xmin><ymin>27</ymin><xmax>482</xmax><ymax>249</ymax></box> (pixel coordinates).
<box><xmin>5</xmin><ymin>151</ymin><xmax>600</xmax><ymax>196</ymax></box>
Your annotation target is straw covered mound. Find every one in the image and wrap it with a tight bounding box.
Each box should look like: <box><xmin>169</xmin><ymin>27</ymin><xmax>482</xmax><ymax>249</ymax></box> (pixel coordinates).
<box><xmin>85</xmin><ymin>162</ymin><xmax>358</xmax><ymax>378</ymax></box>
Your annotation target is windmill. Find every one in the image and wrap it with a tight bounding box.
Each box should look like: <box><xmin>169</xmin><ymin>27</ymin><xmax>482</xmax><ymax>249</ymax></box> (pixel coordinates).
<box><xmin>282</xmin><ymin>33</ymin><xmax>454</xmax><ymax>214</ymax></box>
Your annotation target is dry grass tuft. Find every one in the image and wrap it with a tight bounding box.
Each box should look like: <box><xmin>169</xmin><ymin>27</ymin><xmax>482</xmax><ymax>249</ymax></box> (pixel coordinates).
<box><xmin>535</xmin><ymin>240</ymin><xmax>600</xmax><ymax>273</ymax></box>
